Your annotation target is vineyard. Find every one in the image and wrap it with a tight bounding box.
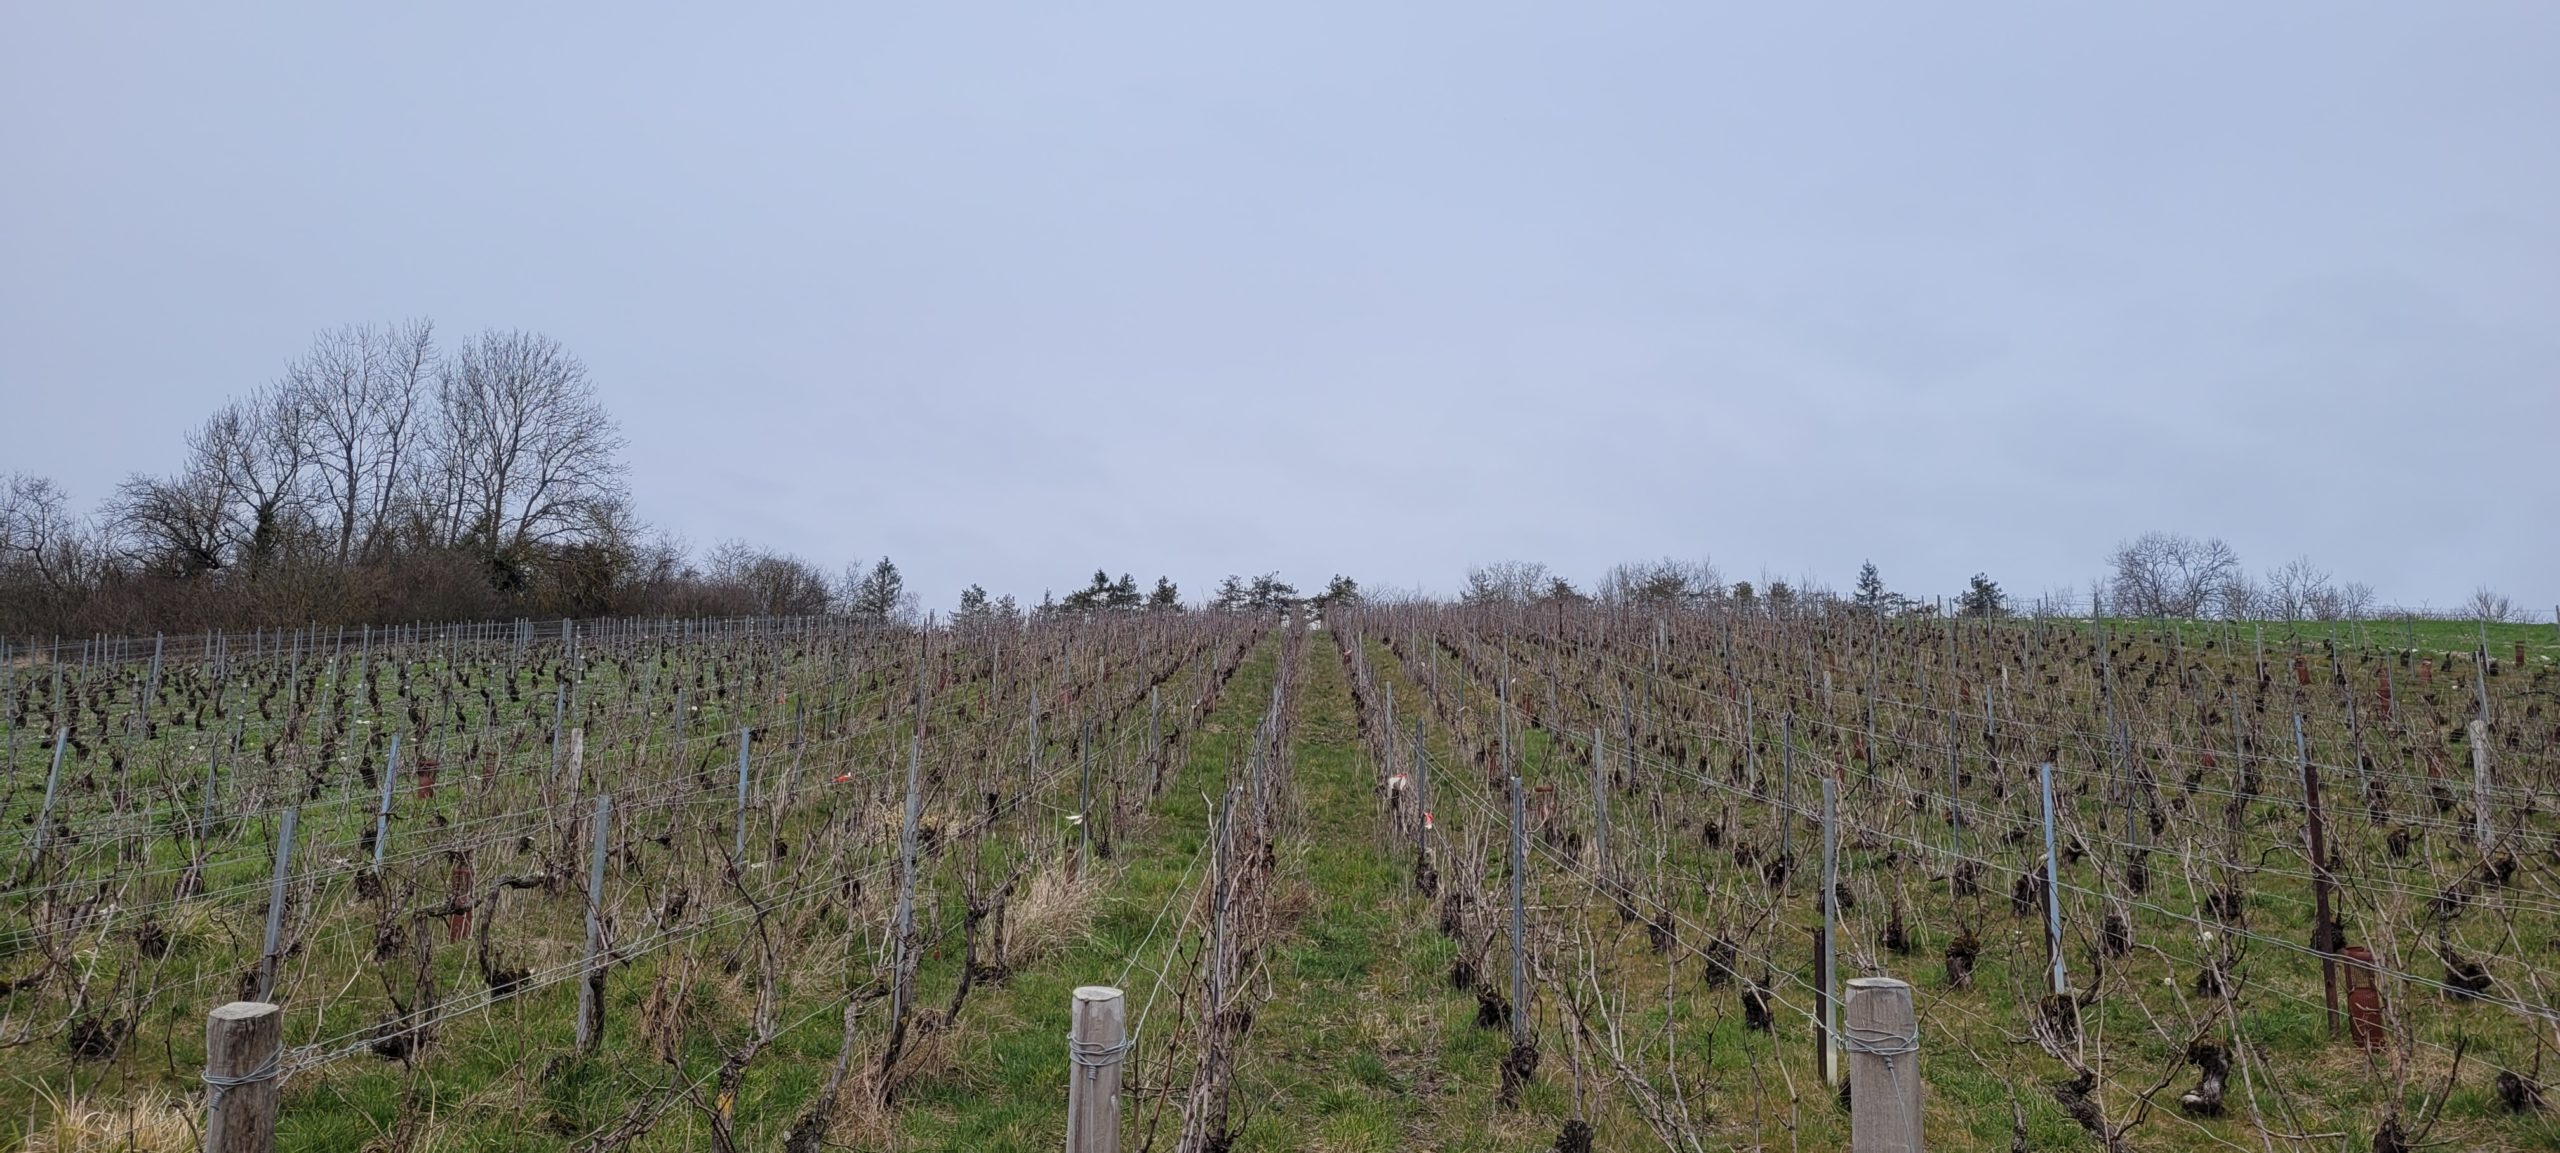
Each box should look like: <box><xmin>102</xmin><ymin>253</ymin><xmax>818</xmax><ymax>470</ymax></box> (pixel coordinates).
<box><xmin>6</xmin><ymin>608</ymin><xmax>2559</xmax><ymax>1151</ymax></box>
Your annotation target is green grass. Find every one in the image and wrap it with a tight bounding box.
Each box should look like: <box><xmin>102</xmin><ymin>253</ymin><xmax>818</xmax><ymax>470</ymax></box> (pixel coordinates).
<box><xmin>12</xmin><ymin>614</ymin><xmax>2558</xmax><ymax>1151</ymax></box>
<box><xmin>891</xmin><ymin>642</ymin><xmax>1280</xmax><ymax>1152</ymax></box>
<box><xmin>2097</xmin><ymin>615</ymin><xmax>2560</xmax><ymax>662</ymax></box>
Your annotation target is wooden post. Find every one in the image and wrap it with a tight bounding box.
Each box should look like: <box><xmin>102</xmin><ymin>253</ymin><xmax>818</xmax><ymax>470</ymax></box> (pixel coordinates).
<box><xmin>1066</xmin><ymin>986</ymin><xmax>1127</xmax><ymax>1153</ymax></box>
<box><xmin>577</xmin><ymin>793</ymin><xmax>612</xmax><ymax>1052</ymax></box>
<box><xmin>1844</xmin><ymin>978</ymin><xmax>1922</xmax><ymax>1153</ymax></box>
<box><xmin>204</xmin><ymin>1001</ymin><xmax>282</xmax><ymax>1153</ymax></box>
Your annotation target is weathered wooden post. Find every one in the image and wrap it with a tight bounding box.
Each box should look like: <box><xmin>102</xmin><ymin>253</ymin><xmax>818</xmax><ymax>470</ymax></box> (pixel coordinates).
<box><xmin>1065</xmin><ymin>985</ymin><xmax>1127</xmax><ymax>1153</ymax></box>
<box><xmin>204</xmin><ymin>1001</ymin><xmax>282</xmax><ymax>1153</ymax></box>
<box><xmin>1844</xmin><ymin>977</ymin><xmax>1922</xmax><ymax>1152</ymax></box>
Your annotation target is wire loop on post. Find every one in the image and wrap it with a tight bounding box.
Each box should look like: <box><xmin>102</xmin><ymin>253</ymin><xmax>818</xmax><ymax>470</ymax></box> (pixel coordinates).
<box><xmin>1067</xmin><ymin>1033</ymin><xmax>1135</xmax><ymax>1080</ymax></box>
<box><xmin>1839</xmin><ymin>1020</ymin><xmax>1920</xmax><ymax>1069</ymax></box>
<box><xmin>201</xmin><ymin>1049</ymin><xmax>281</xmax><ymax>1109</ymax></box>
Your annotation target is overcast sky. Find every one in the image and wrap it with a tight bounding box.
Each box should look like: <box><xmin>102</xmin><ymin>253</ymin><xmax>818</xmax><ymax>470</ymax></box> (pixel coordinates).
<box><xmin>5</xmin><ymin>3</ymin><xmax>2554</xmax><ymax>614</ymax></box>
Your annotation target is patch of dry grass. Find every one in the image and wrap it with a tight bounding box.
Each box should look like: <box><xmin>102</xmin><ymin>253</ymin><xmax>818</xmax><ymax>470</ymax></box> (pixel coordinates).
<box><xmin>1008</xmin><ymin>866</ymin><xmax>1103</xmax><ymax>965</ymax></box>
<box><xmin>21</xmin><ymin>1083</ymin><xmax>197</xmax><ymax>1153</ymax></box>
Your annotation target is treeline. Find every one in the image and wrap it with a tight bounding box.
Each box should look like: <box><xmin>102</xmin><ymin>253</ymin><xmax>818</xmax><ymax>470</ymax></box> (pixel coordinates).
<box><xmin>0</xmin><ymin>322</ymin><xmax>904</xmax><ymax>639</ymax></box>
<box><xmin>6</xmin><ymin>318</ymin><xmax>2530</xmax><ymax>640</ymax></box>
<box><xmin>1457</xmin><ymin>545</ymin><xmax>2529</xmax><ymax>624</ymax></box>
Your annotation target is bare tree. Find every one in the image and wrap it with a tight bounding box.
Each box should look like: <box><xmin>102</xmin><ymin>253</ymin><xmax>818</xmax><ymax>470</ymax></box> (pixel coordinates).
<box><xmin>192</xmin><ymin>387</ymin><xmax>317</xmax><ymax>573</ymax></box>
<box><xmin>2107</xmin><ymin>532</ymin><xmax>2241</xmax><ymax>618</ymax></box>
<box><xmin>1596</xmin><ymin>556</ymin><xmax>1722</xmax><ymax>607</ymax></box>
<box><xmin>290</xmin><ymin>321</ymin><xmax>437</xmax><ymax>564</ymax></box>
<box><xmin>106</xmin><ymin>466</ymin><xmax>229</xmax><ymax>578</ymax></box>
<box><xmin>0</xmin><ymin>473</ymin><xmax>90</xmax><ymax>592</ymax></box>
<box><xmin>1461</xmin><ymin>560</ymin><xmax>1551</xmax><ymax>606</ymax></box>
<box><xmin>706</xmin><ymin>540</ymin><xmax>835</xmax><ymax>615</ymax></box>
<box><xmin>2467</xmin><ymin>587</ymin><xmax>2520</xmax><ymax>623</ymax></box>
<box><xmin>2264</xmin><ymin>556</ymin><xmax>2332</xmax><ymax>622</ymax></box>
<box><xmin>2215</xmin><ymin>572</ymin><xmax>2259</xmax><ymax>620</ymax></box>
<box><xmin>431</xmin><ymin>330</ymin><xmax>628</xmax><ymax>573</ymax></box>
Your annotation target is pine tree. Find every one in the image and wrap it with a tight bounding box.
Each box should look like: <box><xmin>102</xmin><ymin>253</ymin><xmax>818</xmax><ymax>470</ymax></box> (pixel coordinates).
<box><xmin>1244</xmin><ymin>572</ymin><xmax>1297</xmax><ymax>611</ymax></box>
<box><xmin>1960</xmin><ymin>573</ymin><xmax>2007</xmax><ymax>619</ymax></box>
<box><xmin>1853</xmin><ymin>560</ymin><xmax>1891</xmax><ymax>614</ymax></box>
<box><xmin>846</xmin><ymin>556</ymin><xmax>906</xmax><ymax>621</ymax></box>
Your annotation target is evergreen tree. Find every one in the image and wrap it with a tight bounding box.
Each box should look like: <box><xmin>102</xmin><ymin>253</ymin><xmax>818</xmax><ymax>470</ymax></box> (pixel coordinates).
<box><xmin>1960</xmin><ymin>573</ymin><xmax>2007</xmax><ymax>618</ymax></box>
<box><xmin>1149</xmin><ymin>576</ymin><xmax>1181</xmax><ymax>610</ymax></box>
<box><xmin>1853</xmin><ymin>560</ymin><xmax>1891</xmax><ymax>614</ymax></box>
<box><xmin>1060</xmin><ymin>569</ymin><xmax>1113</xmax><ymax>612</ymax></box>
<box><xmin>845</xmin><ymin>556</ymin><xmax>907</xmax><ymax>621</ymax></box>
<box><xmin>1244</xmin><ymin>572</ymin><xmax>1297</xmax><ymax>611</ymax></box>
